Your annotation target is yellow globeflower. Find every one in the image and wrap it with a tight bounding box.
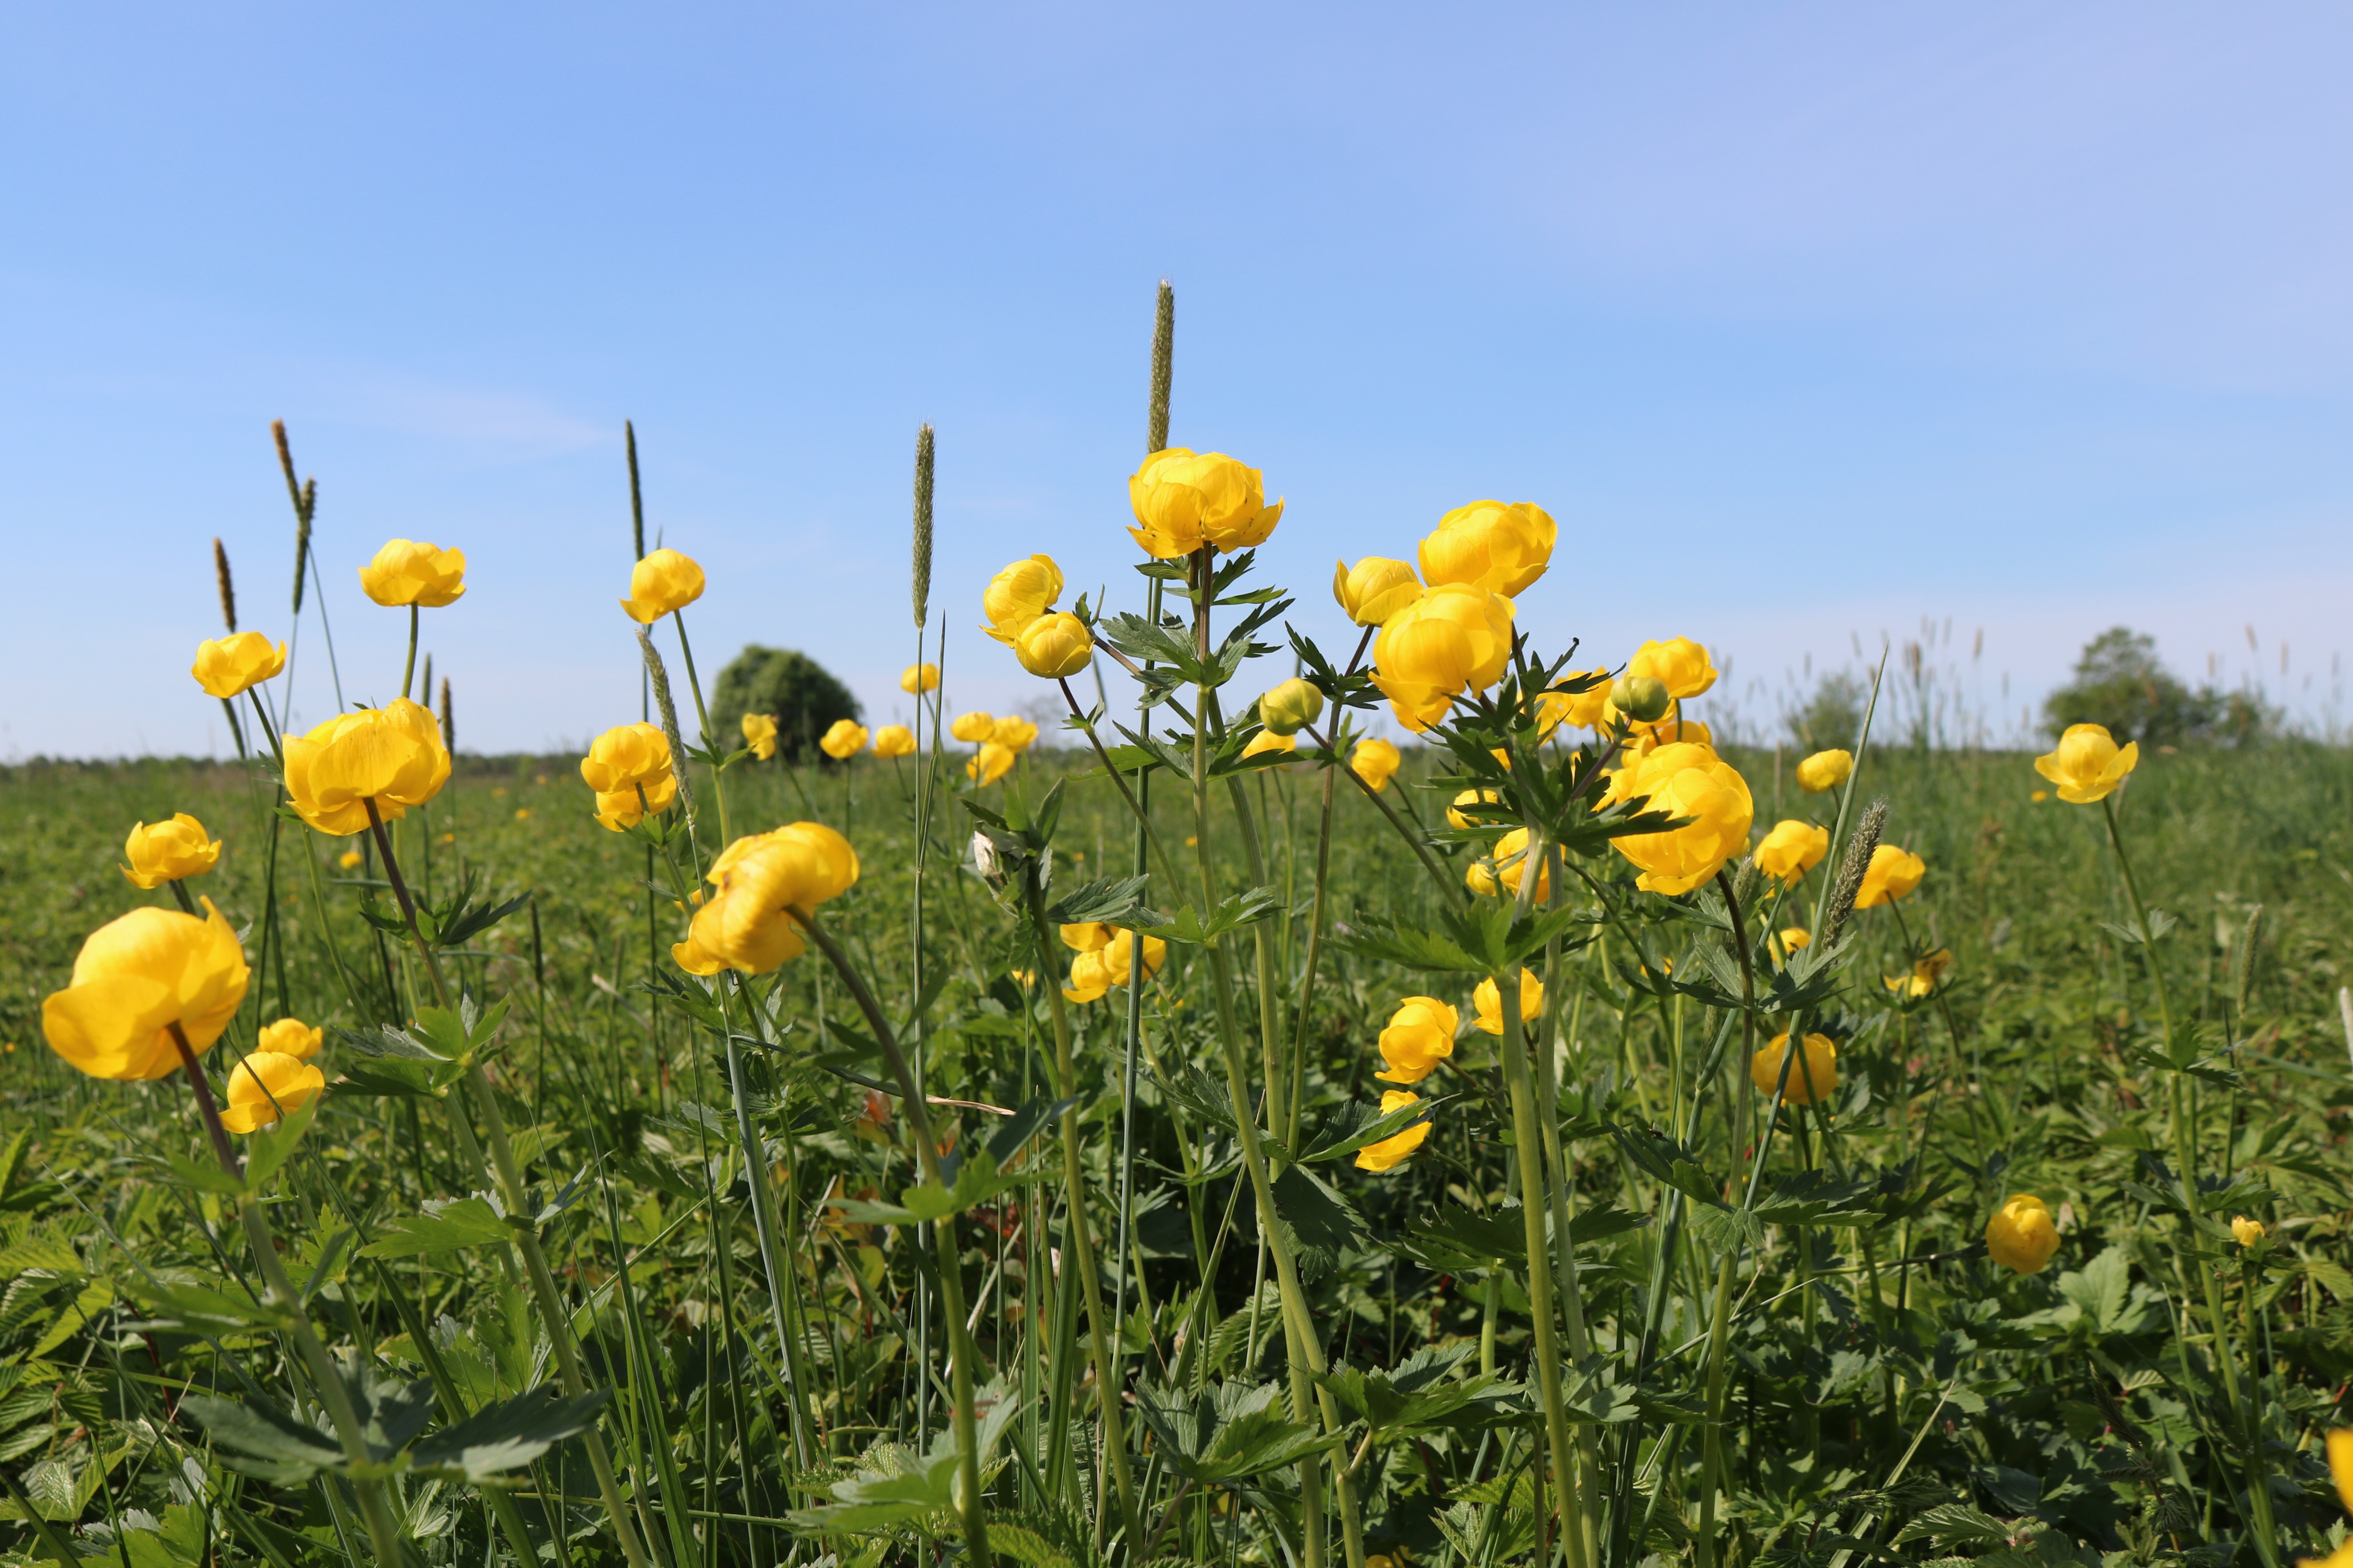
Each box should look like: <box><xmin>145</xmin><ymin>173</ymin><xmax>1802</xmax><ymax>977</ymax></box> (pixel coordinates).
<box><xmin>872</xmin><ymin>725</ymin><xmax>916</xmax><ymax>759</ymax></box>
<box><xmin>982</xmin><ymin>555</ymin><xmax>1064</xmax><ymax>645</ymax></box>
<box><xmin>1750</xmin><ymin>1031</ymin><xmax>1838</xmax><ymax>1106</ymax></box>
<box><xmin>1258</xmin><ymin>677</ymin><xmax>1324</xmax><ymax>737</ymax></box>
<box><xmin>2034</xmin><ymin>723</ymin><xmax>2140</xmax><ymax>804</ymax></box>
<box><xmin>1015</xmin><ymin>612</ymin><xmax>1094</xmax><ymax>678</ymax></box>
<box><xmin>1060</xmin><ymin>922</ymin><xmax>1112</xmax><ymax>952</ymax></box>
<box><xmin>967</xmin><ymin>742</ymin><xmax>1015</xmax><ymax>785</ymax></box>
<box><xmin>1242</xmin><ymin>730</ymin><xmax>1296</xmax><ymax>760</ymax></box>
<box><xmin>742</xmin><ymin>712</ymin><xmax>778</xmax><ymax>760</ymax></box>
<box><xmin>1884</xmin><ymin>948</ymin><xmax>1952</xmax><ymax>998</ymax></box>
<box><xmin>191</xmin><ymin>632</ymin><xmax>287</xmax><ymax>699</ymax></box>
<box><xmin>1418</xmin><ymin>500</ymin><xmax>1556</xmax><ymax>599</ymax></box>
<box><xmin>122</xmin><ymin>815</ymin><xmax>222</xmax><ymax>889</ymax></box>
<box><xmin>2309</xmin><ymin>1432</ymin><xmax>2353</xmax><ymax>1568</ymax></box>
<box><xmin>1794</xmin><ymin>749</ymin><xmax>1853</xmax><ymax>793</ymax></box>
<box><xmin>258</xmin><ymin>1017</ymin><xmax>324</xmax><ymax>1059</ymax></box>
<box><xmin>950</xmin><ymin>712</ymin><xmax>996</xmax><ymax>743</ymax></box>
<box><xmin>219</xmin><ymin>1051</ymin><xmax>327</xmax><ymax>1134</ymax></box>
<box><xmin>1771</xmin><ymin>926</ymin><xmax>1811</xmax><ymax>962</ymax></box>
<box><xmin>337</xmin><ymin>848</ymin><xmax>364</xmax><ymax>870</ymax></box>
<box><xmin>1540</xmin><ymin>670</ymin><xmax>1615</xmax><ymax>733</ymax></box>
<box><xmin>902</xmin><ymin>662</ymin><xmax>941</xmax><ymax>694</ymax></box>
<box><xmin>1128</xmin><ymin>448</ymin><xmax>1283</xmax><ymax>558</ymax></box>
<box><xmin>1985</xmin><ymin>1194</ymin><xmax>2061</xmax><ymax>1274</ymax></box>
<box><xmin>1332</xmin><ymin>557</ymin><xmax>1424</xmax><ymax>626</ymax></box>
<box><xmin>283</xmin><ymin>700</ymin><xmax>451</xmax><ymax>836</ymax></box>
<box><xmin>618</xmin><ymin>548</ymin><xmax>706</xmax><ymax>624</ymax></box>
<box><xmin>1607</xmin><ymin>742</ymin><xmax>1754</xmax><ymax>896</ymax></box>
<box><xmin>1354</xmin><ymin>1091</ymin><xmax>1432</xmax><ymax>1172</ymax></box>
<box><xmin>581</xmin><ymin>722</ymin><xmax>678</xmax><ymax>832</ymax></box>
<box><xmin>1625</xmin><ymin>637</ymin><xmax>1717</xmax><ymax>700</ymax></box>
<box><xmin>991</xmin><ymin>717</ymin><xmax>1040</xmax><ymax>753</ymax></box>
<box><xmin>677</xmin><ymin>823</ymin><xmax>860</xmax><ymax>976</ymax></box>
<box><xmin>2231</xmin><ymin>1215</ymin><xmax>2267</xmax><ymax>1248</ymax></box>
<box><xmin>1448</xmin><ymin>789</ymin><xmax>1502</xmax><ymax>829</ymax></box>
<box><xmin>1370</xmin><ymin>583</ymin><xmax>1516</xmax><ymax>731</ymax></box>
<box><xmin>819</xmin><ymin>720</ymin><xmax>869</xmax><ymax>760</ymax></box>
<box><xmin>1376</xmin><ymin>997</ymin><xmax>1459</xmax><ymax>1084</ymax></box>
<box><xmin>1350</xmin><ymin>737</ymin><xmax>1402</xmax><ymax>793</ymax></box>
<box><xmin>358</xmin><ymin>539</ymin><xmax>466</xmax><ymax>608</ymax></box>
<box><xmin>1853</xmin><ymin>845</ymin><xmax>1925</xmax><ymax>908</ymax></box>
<box><xmin>1753</xmin><ymin>820</ymin><xmax>1828</xmax><ymax>884</ymax></box>
<box><xmin>1103</xmin><ymin>927</ymin><xmax>1167</xmax><ymax>985</ymax></box>
<box><xmin>1064</xmin><ymin>949</ymin><xmax>1113</xmax><ymax>1003</ymax></box>
<box><xmin>1472</xmin><ymin>968</ymin><xmax>1543</xmax><ymax>1035</ymax></box>
<box><xmin>41</xmin><ymin>902</ymin><xmax>249</xmax><ymax>1081</ymax></box>
<box><xmin>1467</xmin><ymin>827</ymin><xmax>1550</xmax><ymax>901</ymax></box>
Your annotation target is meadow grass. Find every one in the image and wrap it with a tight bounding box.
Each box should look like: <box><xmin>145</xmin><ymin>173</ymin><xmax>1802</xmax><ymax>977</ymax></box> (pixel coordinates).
<box><xmin>4</xmin><ymin>731</ymin><xmax>2353</xmax><ymax>1568</ymax></box>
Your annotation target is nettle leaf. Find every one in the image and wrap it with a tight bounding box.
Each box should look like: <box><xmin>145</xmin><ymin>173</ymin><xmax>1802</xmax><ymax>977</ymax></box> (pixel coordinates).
<box><xmin>410</xmin><ymin>1386</ymin><xmax>611</xmax><ymax>1482</ymax></box>
<box><xmin>358</xmin><ymin>1196</ymin><xmax>514</xmax><ymax>1259</ymax></box>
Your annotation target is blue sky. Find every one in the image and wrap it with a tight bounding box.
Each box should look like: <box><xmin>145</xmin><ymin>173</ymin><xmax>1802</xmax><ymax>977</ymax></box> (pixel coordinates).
<box><xmin>6</xmin><ymin>4</ymin><xmax>2349</xmax><ymax>758</ymax></box>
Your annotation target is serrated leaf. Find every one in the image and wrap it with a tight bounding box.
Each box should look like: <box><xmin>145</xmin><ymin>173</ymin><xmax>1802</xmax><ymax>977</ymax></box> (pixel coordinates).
<box><xmin>356</xmin><ymin>1197</ymin><xmax>514</xmax><ymax>1258</ymax></box>
<box><xmin>409</xmin><ymin>1386</ymin><xmax>611</xmax><ymax>1481</ymax></box>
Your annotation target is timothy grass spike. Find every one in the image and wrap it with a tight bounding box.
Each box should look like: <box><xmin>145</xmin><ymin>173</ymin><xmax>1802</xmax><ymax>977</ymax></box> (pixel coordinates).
<box><xmin>1148</xmin><ymin>280</ymin><xmax>1174</xmax><ymax>453</ymax></box>
<box><xmin>439</xmin><ymin>676</ymin><xmax>454</xmax><ymax>754</ymax></box>
<box><xmin>912</xmin><ymin>423</ymin><xmax>935</xmax><ymax>628</ymax></box>
<box><xmin>637</xmin><ymin>628</ymin><xmax>697</xmax><ymax>827</ymax></box>
<box><xmin>1821</xmin><ymin>796</ymin><xmax>1889</xmax><ymax>947</ymax></box>
<box><xmin>212</xmin><ymin>538</ymin><xmax>236</xmax><ymax>633</ymax></box>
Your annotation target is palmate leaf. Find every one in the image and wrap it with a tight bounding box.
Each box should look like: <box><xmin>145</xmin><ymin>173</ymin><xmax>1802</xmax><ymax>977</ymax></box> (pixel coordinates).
<box><xmin>1131</xmin><ymin>1380</ymin><xmax>1332</xmax><ymax>1484</ymax></box>
<box><xmin>357</xmin><ymin>1196</ymin><xmax>514</xmax><ymax>1258</ymax></box>
<box><xmin>1269</xmin><ymin>1165</ymin><xmax>1364</xmax><ymax>1280</ymax></box>
<box><xmin>791</xmin><ymin>1383</ymin><xmax>1023</xmax><ymax>1532</ymax></box>
<box><xmin>1044</xmin><ymin>876</ymin><xmax>1161</xmax><ymax>929</ymax></box>
<box><xmin>1140</xmin><ymin>885</ymin><xmax>1282</xmax><ymax>945</ymax></box>
<box><xmin>832</xmin><ymin>1148</ymin><xmax>1042</xmax><ymax>1227</ymax></box>
<box><xmin>181</xmin><ymin>1395</ymin><xmax>343</xmax><ymax>1484</ymax></box>
<box><xmin>1337</xmin><ymin>906</ymin><xmax>1591</xmax><ymax>975</ymax></box>
<box><xmin>1295</xmin><ymin>1094</ymin><xmax>1446</xmax><ymax>1165</ymax></box>
<box><xmin>332</xmin><ymin>1024</ymin><xmax>468</xmax><ymax>1099</ymax></box>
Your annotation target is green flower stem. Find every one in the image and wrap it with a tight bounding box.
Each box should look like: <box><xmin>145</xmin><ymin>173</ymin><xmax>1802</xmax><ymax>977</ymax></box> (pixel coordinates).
<box><xmin>1495</xmin><ymin>832</ymin><xmax>1585</xmax><ymax>1568</ymax></box>
<box><xmin>1696</xmin><ymin>868</ymin><xmax>1759</xmax><ymax>1568</ymax></box>
<box><xmin>1022</xmin><ymin>882</ymin><xmax>1146</xmax><ymax>1552</ymax></box>
<box><xmin>2100</xmin><ymin>795</ymin><xmax>2280</xmax><ymax>1564</ymax></box>
<box><xmin>669</xmin><ymin>609</ymin><xmax>730</xmax><ymax>845</ymax></box>
<box><xmin>1534</xmin><ymin>841</ymin><xmax>1603</xmax><ymax>1561</ymax></box>
<box><xmin>1299</xmin><ymin>719</ymin><xmax>1457</xmax><ymax>901</ymax></box>
<box><xmin>1184</xmin><ymin>550</ymin><xmax>1351</xmax><ymax>1568</ymax></box>
<box><xmin>167</xmin><ymin>1027</ymin><xmax>407</xmax><ymax>1568</ymax></box>
<box><xmin>399</xmin><ymin>603</ymin><xmax>418</xmax><ymax>701</ymax></box>
<box><xmin>725</xmin><ymin>1030</ymin><xmax>817</xmax><ymax>1469</ymax></box>
<box><xmin>790</xmin><ymin>906</ymin><xmax>992</xmax><ymax>1568</ymax></box>
<box><xmin>356</xmin><ymin>804</ymin><xmax>655</xmax><ymax>1568</ymax></box>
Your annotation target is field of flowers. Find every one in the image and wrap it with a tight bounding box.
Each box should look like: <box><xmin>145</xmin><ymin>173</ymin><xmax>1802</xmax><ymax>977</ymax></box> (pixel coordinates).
<box><xmin>6</xmin><ymin>304</ymin><xmax>2353</xmax><ymax>1568</ymax></box>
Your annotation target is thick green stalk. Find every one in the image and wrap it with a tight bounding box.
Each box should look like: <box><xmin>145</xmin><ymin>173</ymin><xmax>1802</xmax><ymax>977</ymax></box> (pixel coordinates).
<box><xmin>1024</xmin><ymin>886</ymin><xmax>1146</xmax><ymax>1552</ymax></box>
<box><xmin>2101</xmin><ymin>796</ymin><xmax>2279</xmax><ymax>1562</ymax></box>
<box><xmin>169</xmin><ymin>1031</ymin><xmax>407</xmax><ymax>1567</ymax></box>
<box><xmin>793</xmin><ymin>908</ymin><xmax>991</xmax><ymax>1568</ymax></box>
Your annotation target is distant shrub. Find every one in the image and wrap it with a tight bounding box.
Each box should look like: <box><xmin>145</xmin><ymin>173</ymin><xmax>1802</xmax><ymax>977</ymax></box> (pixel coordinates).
<box><xmin>1785</xmin><ymin>670</ymin><xmax>1868</xmax><ymax>752</ymax></box>
<box><xmin>2044</xmin><ymin>627</ymin><xmax>2276</xmax><ymax>747</ymax></box>
<box><xmin>711</xmin><ymin>645</ymin><xmax>861</xmax><ymax>763</ymax></box>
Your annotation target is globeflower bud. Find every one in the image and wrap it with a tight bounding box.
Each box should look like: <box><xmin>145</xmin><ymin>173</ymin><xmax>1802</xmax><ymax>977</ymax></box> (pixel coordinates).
<box><xmin>901</xmin><ymin>662</ymin><xmax>941</xmax><ymax>694</ymax></box>
<box><xmin>618</xmin><ymin>548</ymin><xmax>706</xmax><ymax>624</ymax></box>
<box><xmin>950</xmin><ymin>712</ymin><xmax>996</xmax><ymax>744</ymax></box>
<box><xmin>1795</xmin><ymin>749</ymin><xmax>1853</xmax><ymax>793</ymax></box>
<box><xmin>1985</xmin><ymin>1194</ymin><xmax>2061</xmax><ymax>1274</ymax></box>
<box><xmin>1751</xmin><ymin>1031</ymin><xmax>1837</xmax><ymax>1106</ymax></box>
<box><xmin>990</xmin><ymin>717</ymin><xmax>1040</xmax><ymax>753</ymax></box>
<box><xmin>122</xmin><ymin>814</ymin><xmax>223</xmax><ymax>889</ymax></box>
<box><xmin>2231</xmin><ymin>1215</ymin><xmax>2266</xmax><ymax>1249</ymax></box>
<box><xmin>1853</xmin><ymin>845</ymin><xmax>1926</xmax><ymax>908</ymax></box>
<box><xmin>257</xmin><ymin>1017</ymin><xmax>324</xmax><ymax>1059</ymax></box>
<box><xmin>358</xmin><ymin>539</ymin><xmax>467</xmax><ymax>608</ymax></box>
<box><xmin>1257</xmin><ymin>677</ymin><xmax>1324</xmax><ymax>736</ymax></box>
<box><xmin>872</xmin><ymin>725</ymin><xmax>916</xmax><ymax>759</ymax></box>
<box><xmin>819</xmin><ymin>720</ymin><xmax>869</xmax><ymax>760</ymax></box>
<box><xmin>1611</xmin><ymin>675</ymin><xmax>1673</xmax><ymax>725</ymax></box>
<box><xmin>1376</xmin><ymin>997</ymin><xmax>1459</xmax><ymax>1085</ymax></box>
<box><xmin>1102</xmin><ymin>928</ymin><xmax>1167</xmax><ymax>986</ymax></box>
<box><xmin>1332</xmin><ymin>557</ymin><xmax>1424</xmax><ymax>626</ymax></box>
<box><xmin>1241</xmin><ymin>731</ymin><xmax>1297</xmax><ymax>760</ymax></box>
<box><xmin>1350</xmin><ymin>737</ymin><xmax>1402</xmax><ymax>794</ymax></box>
<box><xmin>1473</xmin><ymin>968</ymin><xmax>1543</xmax><ymax>1035</ymax></box>
<box><xmin>967</xmin><ymin>742</ymin><xmax>1015</xmax><ymax>785</ymax></box>
<box><xmin>1418</xmin><ymin>500</ymin><xmax>1557</xmax><ymax>599</ymax></box>
<box><xmin>1467</xmin><ymin>827</ymin><xmax>1550</xmax><ymax>901</ymax></box>
<box><xmin>1754</xmin><ymin>820</ymin><xmax>1828</xmax><ymax>884</ymax></box>
<box><xmin>191</xmin><ymin>632</ymin><xmax>288</xmax><ymax>699</ymax></box>
<box><xmin>1015</xmin><ymin>612</ymin><xmax>1094</xmax><ymax>679</ymax></box>
<box><xmin>1064</xmin><ymin>949</ymin><xmax>1113</xmax><ymax>1003</ymax></box>
<box><xmin>982</xmin><ymin>556</ymin><xmax>1064</xmax><ymax>645</ymax></box>
<box><xmin>219</xmin><ymin>1051</ymin><xmax>327</xmax><ymax>1133</ymax></box>
<box><xmin>581</xmin><ymin>722</ymin><xmax>678</xmax><ymax>831</ymax></box>
<box><xmin>1128</xmin><ymin>449</ymin><xmax>1282</xmax><ymax>559</ymax></box>
<box><xmin>1626</xmin><ymin>637</ymin><xmax>1718</xmax><ymax>699</ymax></box>
<box><xmin>742</xmin><ymin>712</ymin><xmax>779</xmax><ymax>761</ymax></box>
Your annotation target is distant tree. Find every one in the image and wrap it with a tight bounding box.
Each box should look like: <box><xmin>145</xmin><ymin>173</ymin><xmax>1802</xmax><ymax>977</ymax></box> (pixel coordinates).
<box><xmin>711</xmin><ymin>645</ymin><xmax>861</xmax><ymax>763</ymax></box>
<box><xmin>1786</xmin><ymin>671</ymin><xmax>1867</xmax><ymax>752</ymax></box>
<box><xmin>2042</xmin><ymin>627</ymin><xmax>2274</xmax><ymax>747</ymax></box>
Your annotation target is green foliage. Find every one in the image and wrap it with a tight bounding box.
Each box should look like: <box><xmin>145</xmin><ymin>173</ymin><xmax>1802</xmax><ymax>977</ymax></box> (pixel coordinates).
<box><xmin>2044</xmin><ymin>625</ymin><xmax>2279</xmax><ymax>746</ymax></box>
<box><xmin>710</xmin><ymin>642</ymin><xmax>861</xmax><ymax>761</ymax></box>
<box><xmin>1787</xmin><ymin>668</ymin><xmax>1868</xmax><ymax>750</ymax></box>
